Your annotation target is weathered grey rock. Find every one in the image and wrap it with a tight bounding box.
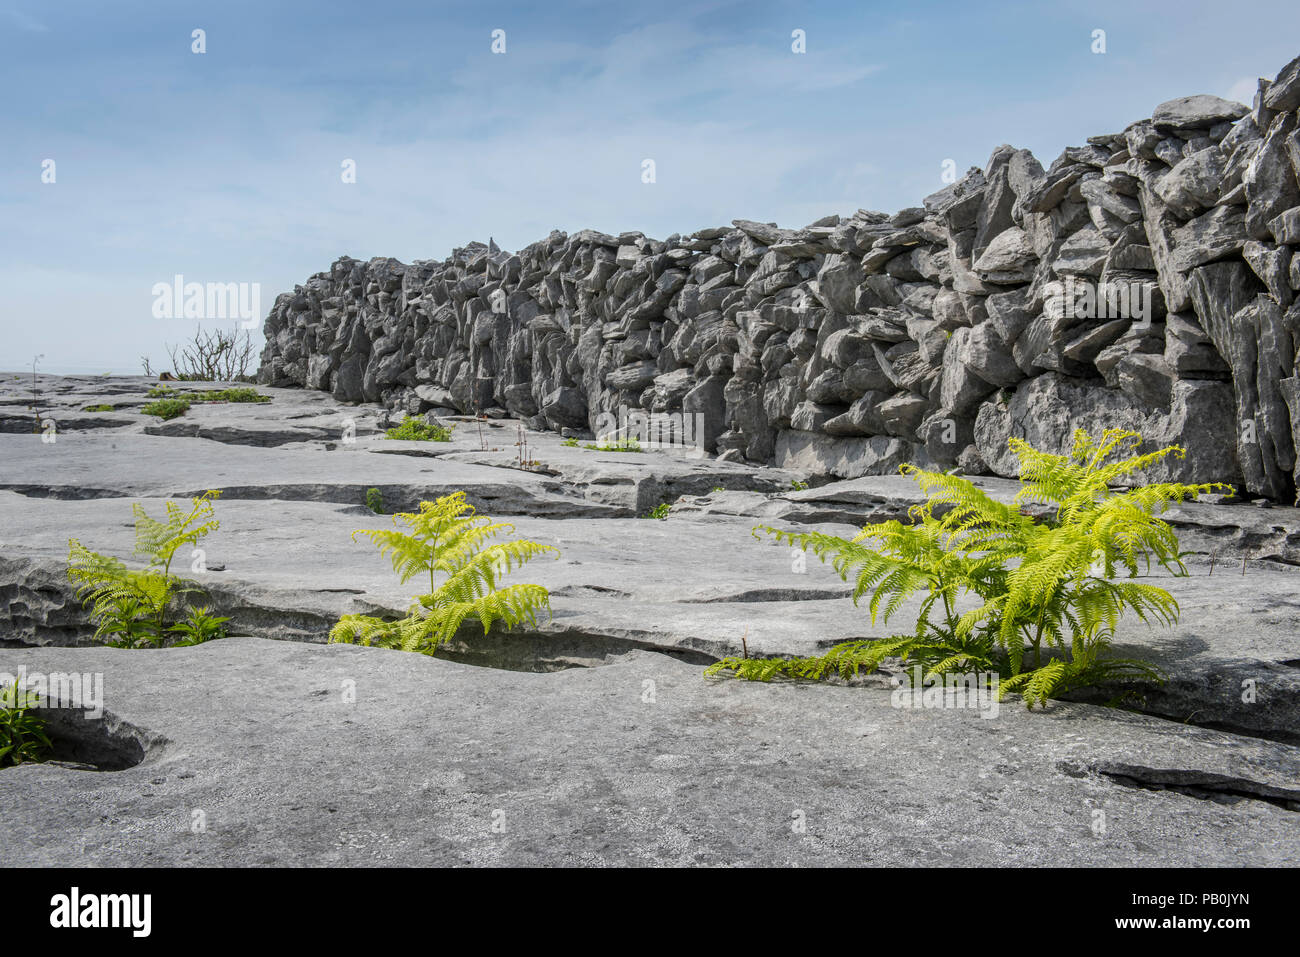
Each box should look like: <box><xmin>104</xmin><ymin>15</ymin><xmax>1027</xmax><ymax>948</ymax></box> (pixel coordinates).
<box><xmin>973</xmin><ymin>226</ymin><xmax>1037</xmax><ymax>283</ymax></box>
<box><xmin>1165</xmin><ymin>312</ymin><xmax>1232</xmax><ymax>377</ymax></box>
<box><xmin>1243</xmin><ymin>240</ymin><xmax>1294</xmax><ymax>307</ymax></box>
<box><xmin>940</xmin><ymin>328</ymin><xmax>999</xmax><ymax>414</ymax></box>
<box><xmin>1268</xmin><ymin>205</ymin><xmax>1300</xmax><ymax>244</ymax></box>
<box><xmin>975</xmin><ymin>373</ymin><xmax>1241</xmax><ymax>487</ymax></box>
<box><xmin>5</xmin><ymin>635</ymin><xmax>1300</xmax><ymax>866</ymax></box>
<box><xmin>1155</xmin><ymin>147</ymin><xmax>1226</xmax><ymax>218</ymax></box>
<box><xmin>1172</xmin><ymin>205</ymin><xmax>1249</xmax><ymax>270</ymax></box>
<box><xmin>958</xmin><ymin>321</ymin><xmax>1024</xmax><ymax>388</ymax></box>
<box><xmin>1116</xmin><ymin>353</ymin><xmax>1175</xmax><ymax>408</ymax></box>
<box><xmin>773</xmin><ymin>430</ymin><xmax>912</xmax><ymax>480</ymax></box>
<box><xmin>1245</xmin><ymin>112</ymin><xmax>1300</xmax><ymax>239</ymax></box>
<box><xmin>1053</xmin><ymin>227</ymin><xmax>1111</xmax><ymax>277</ymax></box>
<box><xmin>1151</xmin><ymin>95</ymin><xmax>1249</xmax><ymax>131</ymax></box>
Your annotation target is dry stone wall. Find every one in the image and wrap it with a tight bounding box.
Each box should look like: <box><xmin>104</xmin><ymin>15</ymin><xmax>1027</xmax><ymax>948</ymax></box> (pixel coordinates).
<box><xmin>259</xmin><ymin>52</ymin><xmax>1300</xmax><ymax>499</ymax></box>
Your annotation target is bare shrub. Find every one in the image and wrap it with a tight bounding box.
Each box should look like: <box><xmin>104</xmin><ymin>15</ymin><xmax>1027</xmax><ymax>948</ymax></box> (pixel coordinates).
<box><xmin>166</xmin><ymin>325</ymin><xmax>256</xmax><ymax>381</ymax></box>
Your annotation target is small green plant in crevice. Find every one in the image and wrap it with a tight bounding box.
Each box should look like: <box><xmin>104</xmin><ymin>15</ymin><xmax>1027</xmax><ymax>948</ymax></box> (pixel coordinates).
<box><xmin>385</xmin><ymin>415</ymin><xmax>453</xmax><ymax>442</ymax></box>
<box><xmin>561</xmin><ymin>437</ymin><xmax>579</xmax><ymax>447</ymax></box>
<box><xmin>141</xmin><ymin>397</ymin><xmax>191</xmax><ymax>420</ymax></box>
<box><xmin>168</xmin><ymin>605</ymin><xmax>231</xmax><ymax>646</ymax></box>
<box><xmin>67</xmin><ymin>490</ymin><xmax>227</xmax><ymax>648</ymax></box>
<box><xmin>365</xmin><ymin>487</ymin><xmax>385</xmax><ymax>514</ymax></box>
<box><xmin>711</xmin><ymin>486</ymin><xmax>724</xmax><ymax>493</ymax></box>
<box><xmin>790</xmin><ymin>479</ymin><xmax>809</xmax><ymax>491</ymax></box>
<box><xmin>1</xmin><ymin>681</ymin><xmax>52</xmax><ymax>768</ymax></box>
<box><xmin>84</xmin><ymin>403</ymin><xmax>114</xmax><ymax>412</ymax></box>
<box><xmin>141</xmin><ymin>386</ymin><xmax>269</xmax><ymax>419</ymax></box>
<box><xmin>584</xmin><ymin>437</ymin><xmax>643</xmax><ymax>453</ymax></box>
<box><xmin>707</xmin><ymin>429</ymin><xmax>1227</xmax><ymax>708</ymax></box>
<box><xmin>643</xmin><ymin>502</ymin><xmax>672</xmax><ymax>520</ymax></box>
<box><xmin>330</xmin><ymin>491</ymin><xmax>559</xmax><ymax>654</ymax></box>
<box><xmin>191</xmin><ymin>387</ymin><xmax>270</xmax><ymax>404</ymax></box>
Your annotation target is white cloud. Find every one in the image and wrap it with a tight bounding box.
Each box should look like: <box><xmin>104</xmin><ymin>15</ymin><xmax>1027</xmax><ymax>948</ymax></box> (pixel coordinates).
<box><xmin>1225</xmin><ymin>75</ymin><xmax>1258</xmax><ymax>106</ymax></box>
<box><xmin>4</xmin><ymin>6</ymin><xmax>48</xmax><ymax>32</ymax></box>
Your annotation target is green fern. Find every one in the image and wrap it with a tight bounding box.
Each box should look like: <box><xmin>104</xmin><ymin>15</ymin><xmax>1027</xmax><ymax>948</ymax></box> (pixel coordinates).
<box><xmin>330</xmin><ymin>491</ymin><xmax>560</xmax><ymax>654</ymax></box>
<box><xmin>67</xmin><ymin>491</ymin><xmax>222</xmax><ymax>647</ymax></box>
<box><xmin>1</xmin><ymin>681</ymin><xmax>52</xmax><ymax>768</ymax></box>
<box><xmin>717</xmin><ymin>429</ymin><xmax>1225</xmax><ymax>707</ymax></box>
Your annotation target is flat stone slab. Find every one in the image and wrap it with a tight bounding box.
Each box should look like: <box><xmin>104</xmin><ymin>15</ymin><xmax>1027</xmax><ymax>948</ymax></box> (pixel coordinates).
<box><xmin>0</xmin><ymin>374</ymin><xmax>389</xmax><ymax>446</ymax></box>
<box><xmin>1</xmin><ymin>639</ymin><xmax>1297</xmax><ymax>866</ymax></box>
<box><xmin>3</xmin><ymin>376</ymin><xmax>1300</xmax><ymax>866</ymax></box>
<box><xmin>3</xmin><ymin>492</ymin><xmax>1299</xmax><ymax>739</ymax></box>
<box><xmin>0</xmin><ymin>432</ymin><xmax>621</xmax><ymax>518</ymax></box>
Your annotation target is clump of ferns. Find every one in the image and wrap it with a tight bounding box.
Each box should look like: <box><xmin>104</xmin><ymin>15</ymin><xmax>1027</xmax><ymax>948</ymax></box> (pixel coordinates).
<box><xmin>707</xmin><ymin>429</ymin><xmax>1227</xmax><ymax>708</ymax></box>
<box><xmin>67</xmin><ymin>490</ymin><xmax>230</xmax><ymax>647</ymax></box>
<box><xmin>330</xmin><ymin>491</ymin><xmax>560</xmax><ymax>654</ymax></box>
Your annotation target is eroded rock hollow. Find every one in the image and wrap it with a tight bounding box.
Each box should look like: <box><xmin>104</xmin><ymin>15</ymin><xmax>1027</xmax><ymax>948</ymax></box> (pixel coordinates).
<box><xmin>259</xmin><ymin>53</ymin><xmax>1300</xmax><ymax>499</ymax></box>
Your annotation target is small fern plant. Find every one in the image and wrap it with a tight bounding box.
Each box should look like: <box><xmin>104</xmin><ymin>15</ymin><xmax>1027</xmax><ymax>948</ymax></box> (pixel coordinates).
<box><xmin>67</xmin><ymin>491</ymin><xmax>224</xmax><ymax>647</ymax></box>
<box><xmin>330</xmin><ymin>491</ymin><xmax>559</xmax><ymax>654</ymax></box>
<box><xmin>708</xmin><ymin>429</ymin><xmax>1228</xmax><ymax>707</ymax></box>
<box><xmin>1</xmin><ymin>681</ymin><xmax>51</xmax><ymax>768</ymax></box>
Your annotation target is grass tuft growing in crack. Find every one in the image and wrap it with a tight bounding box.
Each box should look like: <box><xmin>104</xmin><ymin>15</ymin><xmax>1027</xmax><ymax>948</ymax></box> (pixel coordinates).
<box><xmin>141</xmin><ymin>397</ymin><xmax>191</xmax><ymax>420</ymax></box>
<box><xmin>584</xmin><ymin>437</ymin><xmax>643</xmax><ymax>452</ymax></box>
<box><xmin>141</xmin><ymin>385</ymin><xmax>270</xmax><ymax>419</ymax></box>
<box><xmin>385</xmin><ymin>415</ymin><xmax>452</xmax><ymax>441</ymax></box>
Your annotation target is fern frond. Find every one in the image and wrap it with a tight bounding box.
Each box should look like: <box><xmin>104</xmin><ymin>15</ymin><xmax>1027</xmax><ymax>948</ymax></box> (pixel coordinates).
<box><xmin>337</xmin><ymin>492</ymin><xmax>559</xmax><ymax>657</ymax></box>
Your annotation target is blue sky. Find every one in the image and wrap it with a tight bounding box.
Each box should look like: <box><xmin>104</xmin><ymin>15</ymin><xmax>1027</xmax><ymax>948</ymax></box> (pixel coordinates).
<box><xmin>2</xmin><ymin>0</ymin><xmax>1298</xmax><ymax>374</ymax></box>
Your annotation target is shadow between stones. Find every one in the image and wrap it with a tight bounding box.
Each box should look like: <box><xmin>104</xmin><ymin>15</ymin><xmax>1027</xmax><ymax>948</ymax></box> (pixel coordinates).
<box><xmin>432</xmin><ymin>626</ymin><xmax>716</xmax><ymax>673</ymax></box>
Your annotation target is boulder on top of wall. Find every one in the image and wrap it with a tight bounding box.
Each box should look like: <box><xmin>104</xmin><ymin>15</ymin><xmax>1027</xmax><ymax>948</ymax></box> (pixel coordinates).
<box><xmin>1151</xmin><ymin>95</ymin><xmax>1249</xmax><ymax>131</ymax></box>
<box><xmin>1262</xmin><ymin>54</ymin><xmax>1300</xmax><ymax>112</ymax></box>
